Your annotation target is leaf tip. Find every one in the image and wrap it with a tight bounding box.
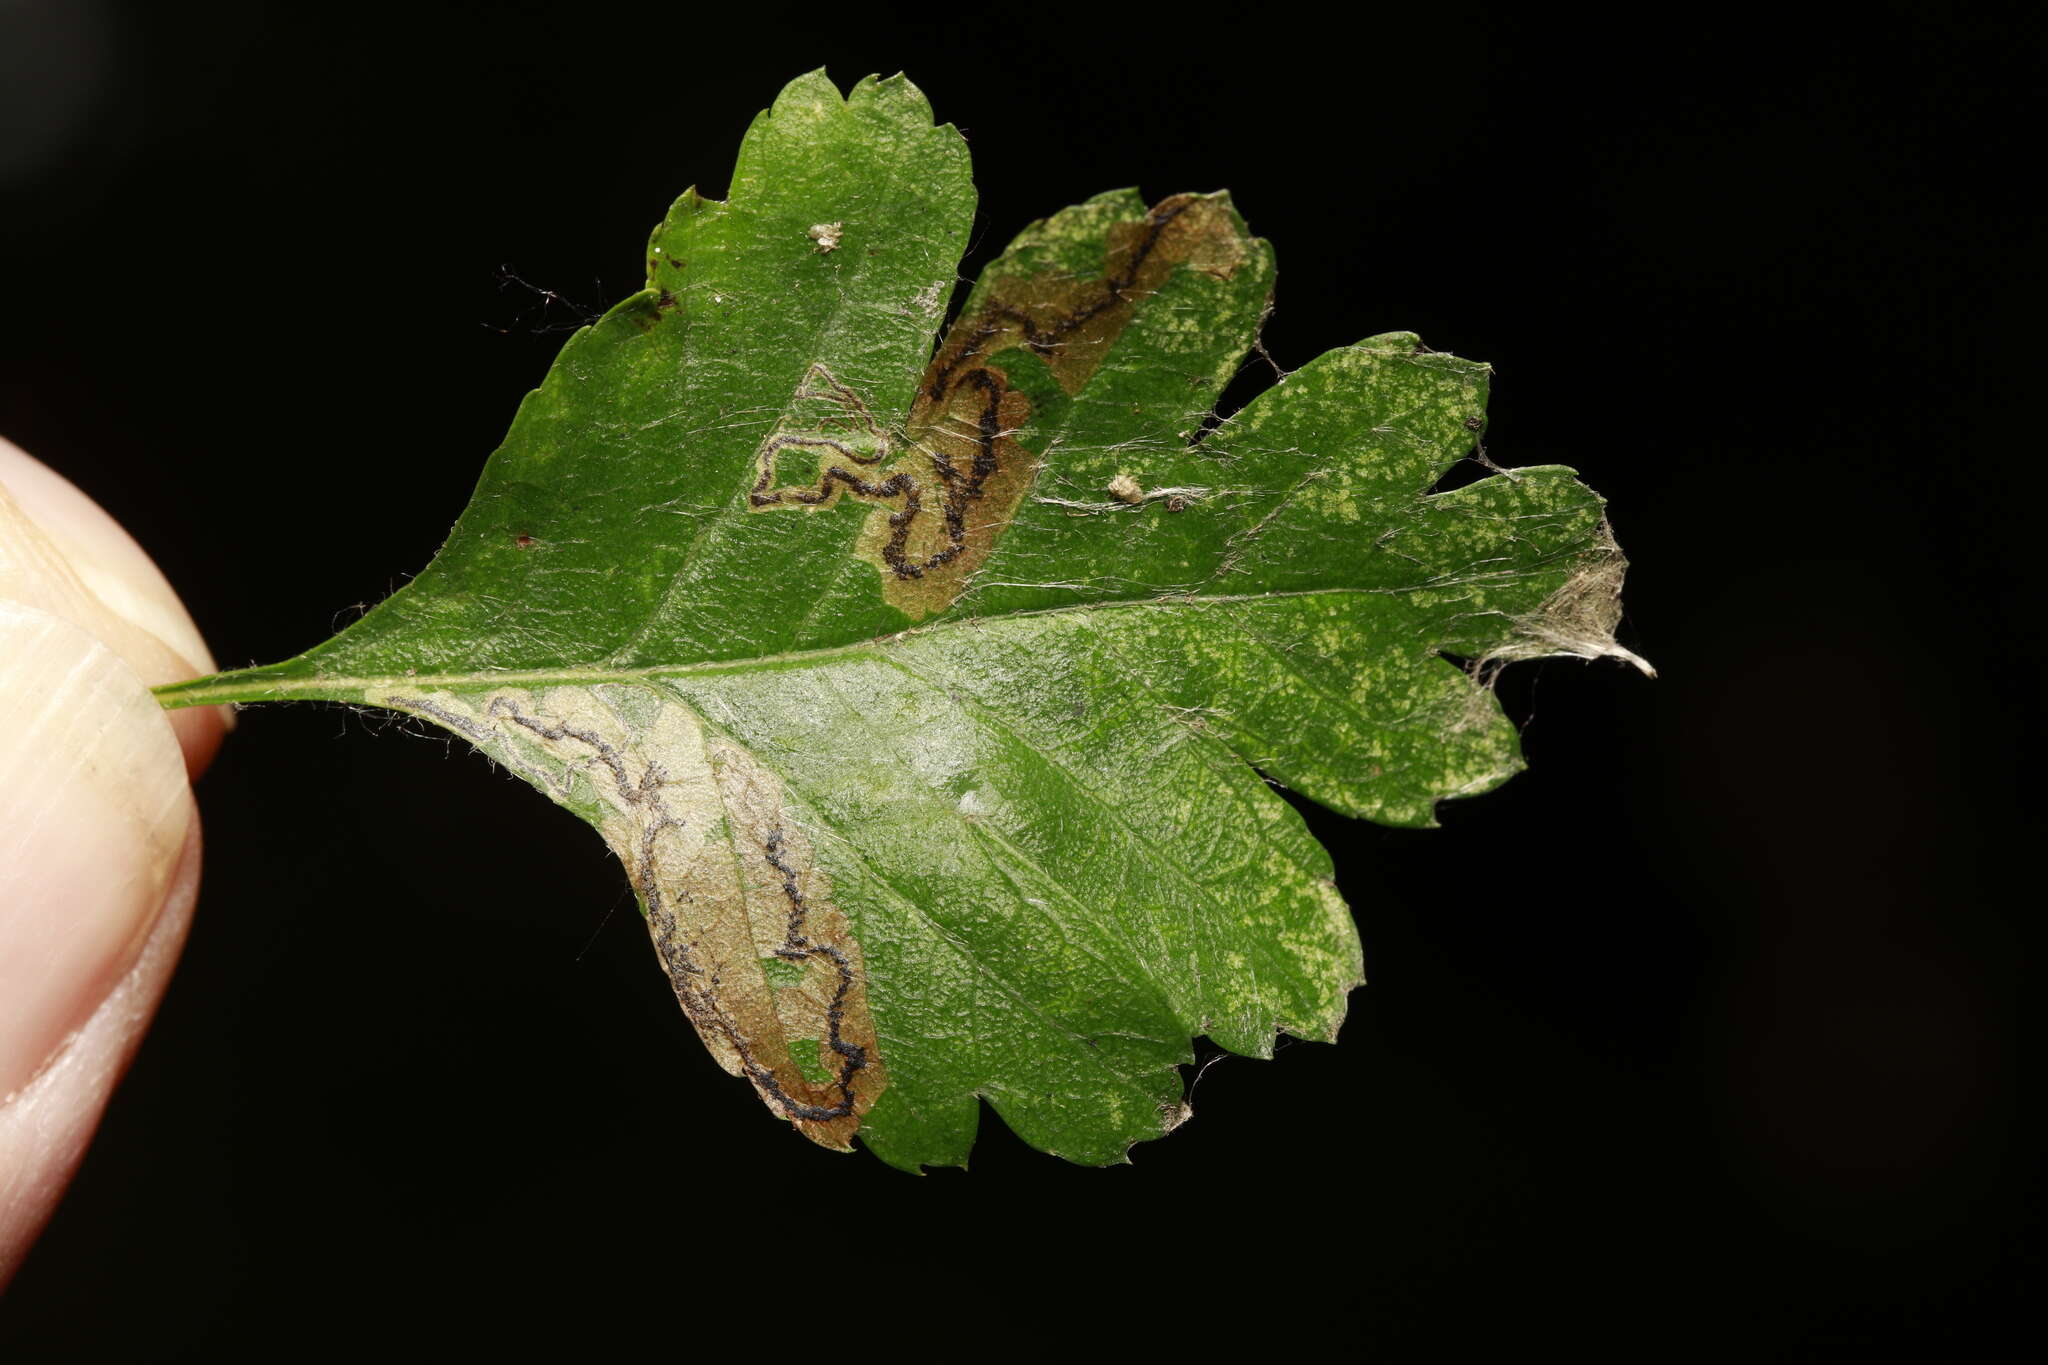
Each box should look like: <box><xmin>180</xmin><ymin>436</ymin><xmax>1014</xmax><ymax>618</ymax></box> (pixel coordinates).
<box><xmin>1483</xmin><ymin>520</ymin><xmax>1654</xmax><ymax>677</ymax></box>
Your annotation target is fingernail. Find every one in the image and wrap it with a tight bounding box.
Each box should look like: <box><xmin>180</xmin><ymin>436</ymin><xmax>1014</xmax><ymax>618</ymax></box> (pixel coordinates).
<box><xmin>0</xmin><ymin>437</ymin><xmax>218</xmax><ymax>682</ymax></box>
<box><xmin>0</xmin><ymin>602</ymin><xmax>191</xmax><ymax>1101</ymax></box>
<box><xmin>0</xmin><ymin>445</ymin><xmax>232</xmax><ymax>780</ymax></box>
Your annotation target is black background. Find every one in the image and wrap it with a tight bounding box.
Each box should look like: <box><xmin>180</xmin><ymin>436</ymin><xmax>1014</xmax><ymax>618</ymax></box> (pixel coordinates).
<box><xmin>1</xmin><ymin>1</ymin><xmax>2035</xmax><ymax>1353</ymax></box>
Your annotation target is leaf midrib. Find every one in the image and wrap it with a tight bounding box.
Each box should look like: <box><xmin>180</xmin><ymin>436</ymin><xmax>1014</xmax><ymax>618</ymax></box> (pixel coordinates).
<box><xmin>151</xmin><ymin>576</ymin><xmax>1534</xmax><ymax>709</ymax></box>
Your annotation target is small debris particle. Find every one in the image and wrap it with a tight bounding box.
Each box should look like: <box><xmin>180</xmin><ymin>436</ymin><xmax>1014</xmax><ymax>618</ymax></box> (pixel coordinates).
<box><xmin>1108</xmin><ymin>472</ymin><xmax>1144</xmax><ymax>504</ymax></box>
<box><xmin>808</xmin><ymin>222</ymin><xmax>843</xmax><ymax>253</ymax></box>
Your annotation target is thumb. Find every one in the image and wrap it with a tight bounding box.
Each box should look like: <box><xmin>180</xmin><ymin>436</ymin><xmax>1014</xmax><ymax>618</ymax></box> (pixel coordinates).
<box><xmin>0</xmin><ymin>437</ymin><xmax>224</xmax><ymax>1279</ymax></box>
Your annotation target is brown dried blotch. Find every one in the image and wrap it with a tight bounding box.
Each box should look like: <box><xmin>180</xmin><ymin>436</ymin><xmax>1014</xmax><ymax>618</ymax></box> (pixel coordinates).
<box><xmin>694</xmin><ymin>738</ymin><xmax>887</xmax><ymax>1150</ymax></box>
<box><xmin>866</xmin><ymin>193</ymin><xmax>1250</xmax><ymax>616</ymax></box>
<box><xmin>858</xmin><ymin>367</ymin><xmax>1036</xmax><ymax>620</ymax></box>
<box><xmin>748</xmin><ymin>194</ymin><xmax>1253</xmax><ymax>622</ymax></box>
<box><xmin>923</xmin><ymin>192</ymin><xmax>1252</xmax><ymax>401</ymax></box>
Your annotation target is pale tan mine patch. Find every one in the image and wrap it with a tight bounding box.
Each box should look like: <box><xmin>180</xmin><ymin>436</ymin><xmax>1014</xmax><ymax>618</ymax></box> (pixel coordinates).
<box><xmin>368</xmin><ymin>684</ymin><xmax>886</xmax><ymax>1149</ymax></box>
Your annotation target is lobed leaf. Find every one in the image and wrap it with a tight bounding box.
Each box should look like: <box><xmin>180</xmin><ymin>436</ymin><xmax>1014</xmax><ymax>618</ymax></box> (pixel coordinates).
<box><xmin>158</xmin><ymin>71</ymin><xmax>1646</xmax><ymax>1169</ymax></box>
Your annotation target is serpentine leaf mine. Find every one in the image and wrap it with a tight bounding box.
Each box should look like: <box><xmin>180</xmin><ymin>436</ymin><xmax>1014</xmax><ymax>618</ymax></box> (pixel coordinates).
<box><xmin>156</xmin><ymin>71</ymin><xmax>1648</xmax><ymax>1169</ymax></box>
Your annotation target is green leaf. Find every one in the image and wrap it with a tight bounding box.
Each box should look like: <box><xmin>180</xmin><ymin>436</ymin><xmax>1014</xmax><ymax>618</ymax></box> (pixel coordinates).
<box><xmin>157</xmin><ymin>71</ymin><xmax>1648</xmax><ymax>1169</ymax></box>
